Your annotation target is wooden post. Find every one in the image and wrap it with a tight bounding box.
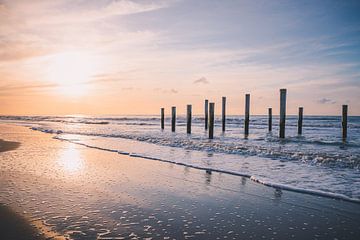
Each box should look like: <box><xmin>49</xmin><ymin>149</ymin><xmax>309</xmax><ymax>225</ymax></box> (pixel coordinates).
<box><xmin>209</xmin><ymin>102</ymin><xmax>215</xmax><ymax>139</ymax></box>
<box><xmin>342</xmin><ymin>105</ymin><xmax>348</xmax><ymax>140</ymax></box>
<box><xmin>161</xmin><ymin>108</ymin><xmax>164</xmax><ymax>130</ymax></box>
<box><xmin>171</xmin><ymin>106</ymin><xmax>176</xmax><ymax>132</ymax></box>
<box><xmin>298</xmin><ymin>107</ymin><xmax>303</xmax><ymax>135</ymax></box>
<box><xmin>187</xmin><ymin>104</ymin><xmax>192</xmax><ymax>134</ymax></box>
<box><xmin>279</xmin><ymin>89</ymin><xmax>287</xmax><ymax>138</ymax></box>
<box><xmin>205</xmin><ymin>99</ymin><xmax>209</xmax><ymax>130</ymax></box>
<box><xmin>244</xmin><ymin>94</ymin><xmax>250</xmax><ymax>136</ymax></box>
<box><xmin>222</xmin><ymin>97</ymin><xmax>226</xmax><ymax>132</ymax></box>
<box><xmin>268</xmin><ymin>108</ymin><xmax>272</xmax><ymax>132</ymax></box>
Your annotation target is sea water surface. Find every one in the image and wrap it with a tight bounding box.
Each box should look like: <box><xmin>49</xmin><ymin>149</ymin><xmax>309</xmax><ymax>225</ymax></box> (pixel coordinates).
<box><xmin>1</xmin><ymin>115</ymin><xmax>359</xmax><ymax>201</ymax></box>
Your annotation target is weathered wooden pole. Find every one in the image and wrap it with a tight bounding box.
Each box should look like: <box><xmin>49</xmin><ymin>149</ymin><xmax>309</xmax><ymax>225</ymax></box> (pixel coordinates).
<box><xmin>222</xmin><ymin>97</ymin><xmax>226</xmax><ymax>132</ymax></box>
<box><xmin>244</xmin><ymin>94</ymin><xmax>250</xmax><ymax>136</ymax></box>
<box><xmin>205</xmin><ymin>99</ymin><xmax>209</xmax><ymax>130</ymax></box>
<box><xmin>279</xmin><ymin>89</ymin><xmax>287</xmax><ymax>138</ymax></box>
<box><xmin>171</xmin><ymin>106</ymin><xmax>176</xmax><ymax>132</ymax></box>
<box><xmin>187</xmin><ymin>104</ymin><xmax>192</xmax><ymax>134</ymax></box>
<box><xmin>160</xmin><ymin>108</ymin><xmax>165</xmax><ymax>130</ymax></box>
<box><xmin>298</xmin><ymin>107</ymin><xmax>303</xmax><ymax>135</ymax></box>
<box><xmin>342</xmin><ymin>105</ymin><xmax>348</xmax><ymax>140</ymax></box>
<box><xmin>209</xmin><ymin>102</ymin><xmax>215</xmax><ymax>139</ymax></box>
<box><xmin>268</xmin><ymin>108</ymin><xmax>272</xmax><ymax>132</ymax></box>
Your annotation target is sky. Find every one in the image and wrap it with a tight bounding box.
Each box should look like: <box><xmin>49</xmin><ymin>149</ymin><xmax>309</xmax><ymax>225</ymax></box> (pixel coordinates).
<box><xmin>0</xmin><ymin>0</ymin><xmax>359</xmax><ymax>115</ymax></box>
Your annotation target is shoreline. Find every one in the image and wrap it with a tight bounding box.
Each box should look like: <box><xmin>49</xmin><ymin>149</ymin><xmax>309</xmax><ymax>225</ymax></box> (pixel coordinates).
<box><xmin>55</xmin><ymin>133</ymin><xmax>360</xmax><ymax>204</ymax></box>
<box><xmin>1</xmin><ymin>123</ymin><xmax>360</xmax><ymax>239</ymax></box>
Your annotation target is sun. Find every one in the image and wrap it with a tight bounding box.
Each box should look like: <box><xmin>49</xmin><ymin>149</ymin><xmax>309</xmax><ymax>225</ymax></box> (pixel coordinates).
<box><xmin>46</xmin><ymin>51</ymin><xmax>99</xmax><ymax>97</ymax></box>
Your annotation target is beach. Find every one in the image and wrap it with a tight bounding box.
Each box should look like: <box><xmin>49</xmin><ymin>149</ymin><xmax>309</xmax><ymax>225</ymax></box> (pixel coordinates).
<box><xmin>0</xmin><ymin>123</ymin><xmax>359</xmax><ymax>239</ymax></box>
<box><xmin>0</xmin><ymin>139</ymin><xmax>40</xmax><ymax>239</ymax></box>
<box><xmin>0</xmin><ymin>139</ymin><xmax>20</xmax><ymax>153</ymax></box>
<box><xmin>1</xmin><ymin>0</ymin><xmax>360</xmax><ymax>239</ymax></box>
<box><xmin>0</xmin><ymin>203</ymin><xmax>47</xmax><ymax>240</ymax></box>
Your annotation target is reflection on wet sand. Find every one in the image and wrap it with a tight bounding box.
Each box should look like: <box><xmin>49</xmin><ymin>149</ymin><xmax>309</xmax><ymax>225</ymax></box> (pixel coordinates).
<box><xmin>241</xmin><ymin>176</ymin><xmax>247</xmax><ymax>186</ymax></box>
<box><xmin>57</xmin><ymin>144</ymin><xmax>84</xmax><ymax>174</ymax></box>
<box><xmin>274</xmin><ymin>188</ymin><xmax>283</xmax><ymax>199</ymax></box>
<box><xmin>205</xmin><ymin>170</ymin><xmax>212</xmax><ymax>185</ymax></box>
<box><xmin>273</xmin><ymin>188</ymin><xmax>283</xmax><ymax>205</ymax></box>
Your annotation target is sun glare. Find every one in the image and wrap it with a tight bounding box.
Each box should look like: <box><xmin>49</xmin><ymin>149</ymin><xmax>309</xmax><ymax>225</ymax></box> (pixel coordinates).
<box><xmin>47</xmin><ymin>52</ymin><xmax>99</xmax><ymax>97</ymax></box>
<box><xmin>58</xmin><ymin>144</ymin><xmax>84</xmax><ymax>174</ymax></box>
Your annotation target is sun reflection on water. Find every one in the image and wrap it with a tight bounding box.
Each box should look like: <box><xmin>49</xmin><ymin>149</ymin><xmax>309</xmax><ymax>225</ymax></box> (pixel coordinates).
<box><xmin>58</xmin><ymin>144</ymin><xmax>84</xmax><ymax>174</ymax></box>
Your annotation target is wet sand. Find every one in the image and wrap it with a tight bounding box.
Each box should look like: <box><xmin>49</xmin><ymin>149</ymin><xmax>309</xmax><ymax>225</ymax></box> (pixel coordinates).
<box><xmin>1</xmin><ymin>138</ymin><xmax>46</xmax><ymax>239</ymax></box>
<box><xmin>0</xmin><ymin>124</ymin><xmax>360</xmax><ymax>239</ymax></box>
<box><xmin>0</xmin><ymin>204</ymin><xmax>46</xmax><ymax>240</ymax></box>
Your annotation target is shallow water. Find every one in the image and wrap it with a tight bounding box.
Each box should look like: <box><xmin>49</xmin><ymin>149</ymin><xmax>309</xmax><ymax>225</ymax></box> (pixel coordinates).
<box><xmin>1</xmin><ymin>115</ymin><xmax>359</xmax><ymax>201</ymax></box>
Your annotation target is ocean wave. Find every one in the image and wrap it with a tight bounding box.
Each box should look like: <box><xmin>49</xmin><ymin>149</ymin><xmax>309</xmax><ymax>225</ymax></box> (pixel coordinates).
<box><xmin>266</xmin><ymin>135</ymin><xmax>360</xmax><ymax>148</ymax></box>
<box><xmin>2</xmin><ymin>115</ymin><xmax>360</xmax><ymax>129</ymax></box>
<box><xmin>250</xmin><ymin>176</ymin><xmax>360</xmax><ymax>203</ymax></box>
<box><xmin>30</xmin><ymin>126</ymin><xmax>360</xmax><ymax>169</ymax></box>
<box><xmin>52</xmin><ymin>134</ymin><xmax>360</xmax><ymax>204</ymax></box>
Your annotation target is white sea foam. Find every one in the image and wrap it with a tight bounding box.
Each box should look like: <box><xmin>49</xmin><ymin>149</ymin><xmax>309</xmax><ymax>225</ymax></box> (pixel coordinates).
<box><xmin>249</xmin><ymin>176</ymin><xmax>360</xmax><ymax>203</ymax></box>
<box><xmin>55</xmin><ymin>133</ymin><xmax>360</xmax><ymax>203</ymax></box>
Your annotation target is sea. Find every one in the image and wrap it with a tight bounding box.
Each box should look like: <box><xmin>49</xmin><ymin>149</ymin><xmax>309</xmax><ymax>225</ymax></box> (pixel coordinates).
<box><xmin>1</xmin><ymin>114</ymin><xmax>359</xmax><ymax>202</ymax></box>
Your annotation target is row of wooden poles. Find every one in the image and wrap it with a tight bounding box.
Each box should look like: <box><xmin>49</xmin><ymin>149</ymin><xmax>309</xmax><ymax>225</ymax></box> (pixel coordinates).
<box><xmin>160</xmin><ymin>88</ymin><xmax>349</xmax><ymax>140</ymax></box>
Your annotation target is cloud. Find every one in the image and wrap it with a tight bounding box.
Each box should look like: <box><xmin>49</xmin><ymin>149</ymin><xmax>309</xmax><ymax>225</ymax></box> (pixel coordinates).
<box><xmin>100</xmin><ymin>0</ymin><xmax>169</xmax><ymax>18</ymax></box>
<box><xmin>41</xmin><ymin>0</ymin><xmax>171</xmax><ymax>26</ymax></box>
<box><xmin>153</xmin><ymin>88</ymin><xmax>178</xmax><ymax>94</ymax></box>
<box><xmin>193</xmin><ymin>77</ymin><xmax>209</xmax><ymax>84</ymax></box>
<box><xmin>317</xmin><ymin>98</ymin><xmax>336</xmax><ymax>104</ymax></box>
<box><xmin>89</xmin><ymin>74</ymin><xmax>128</xmax><ymax>84</ymax></box>
<box><xmin>89</xmin><ymin>69</ymin><xmax>141</xmax><ymax>84</ymax></box>
<box><xmin>0</xmin><ymin>82</ymin><xmax>58</xmax><ymax>92</ymax></box>
<box><xmin>1</xmin><ymin>0</ymin><xmax>171</xmax><ymax>26</ymax></box>
<box><xmin>122</xmin><ymin>87</ymin><xmax>134</xmax><ymax>91</ymax></box>
<box><xmin>0</xmin><ymin>73</ymin><xmax>130</xmax><ymax>93</ymax></box>
<box><xmin>0</xmin><ymin>40</ymin><xmax>51</xmax><ymax>62</ymax></box>
<box><xmin>0</xmin><ymin>0</ymin><xmax>169</xmax><ymax>63</ymax></box>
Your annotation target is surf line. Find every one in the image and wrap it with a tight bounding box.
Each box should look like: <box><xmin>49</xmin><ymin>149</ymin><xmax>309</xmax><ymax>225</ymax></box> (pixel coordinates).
<box><xmin>51</xmin><ymin>134</ymin><xmax>360</xmax><ymax>204</ymax></box>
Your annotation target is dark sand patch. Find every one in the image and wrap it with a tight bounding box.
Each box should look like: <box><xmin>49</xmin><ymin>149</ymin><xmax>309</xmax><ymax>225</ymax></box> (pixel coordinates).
<box><xmin>0</xmin><ymin>204</ymin><xmax>45</xmax><ymax>240</ymax></box>
<box><xmin>0</xmin><ymin>139</ymin><xmax>20</xmax><ymax>153</ymax></box>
